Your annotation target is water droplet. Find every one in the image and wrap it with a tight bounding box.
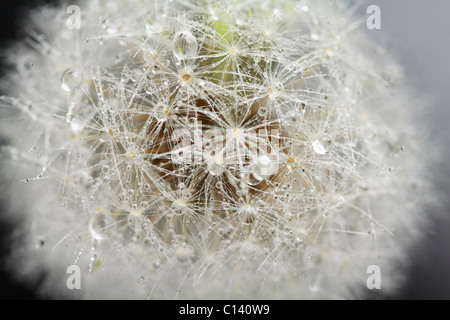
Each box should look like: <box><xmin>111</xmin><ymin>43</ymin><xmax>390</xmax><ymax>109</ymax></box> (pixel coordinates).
<box><xmin>145</xmin><ymin>83</ymin><xmax>156</xmax><ymax>94</ymax></box>
<box><xmin>312</xmin><ymin>140</ymin><xmax>327</xmax><ymax>155</ymax></box>
<box><xmin>249</xmin><ymin>155</ymin><xmax>275</xmax><ymax>184</ymax></box>
<box><xmin>247</xmin><ymin>172</ymin><xmax>263</xmax><ymax>186</ymax></box>
<box><xmin>89</xmin><ymin>212</ymin><xmax>108</xmax><ymax>241</ymax></box>
<box><xmin>35</xmin><ymin>238</ymin><xmax>45</xmax><ymax>249</ymax></box>
<box><xmin>176</xmin><ymin>247</ymin><xmax>191</xmax><ymax>263</ymax></box>
<box><xmin>309</xmin><ymin>284</ymin><xmax>320</xmax><ymax>293</ymax></box>
<box><xmin>311</xmin><ymin>33</ymin><xmax>320</xmax><ymax>41</ymax></box>
<box><xmin>207</xmin><ymin>155</ymin><xmax>225</xmax><ymax>176</ymax></box>
<box><xmin>172</xmin><ymin>198</ymin><xmax>187</xmax><ymax>215</ymax></box>
<box><xmin>61</xmin><ymin>68</ymin><xmax>81</xmax><ymax>92</ymax></box>
<box><xmin>154</xmin><ymin>104</ymin><xmax>172</xmax><ymax>122</ymax></box>
<box><xmin>99</xmin><ymin>128</ymin><xmax>114</xmax><ymax>142</ymax></box>
<box><xmin>284</xmin><ymin>111</ymin><xmax>297</xmax><ymax>124</ymax></box>
<box><xmin>70</xmin><ymin>117</ymin><xmax>87</xmax><ymax>134</ymax></box>
<box><xmin>237</xmin><ymin>205</ymin><xmax>258</xmax><ymax>224</ymax></box>
<box><xmin>106</xmin><ymin>26</ymin><xmax>117</xmax><ymax>34</ymax></box>
<box><xmin>65</xmin><ymin>113</ymin><xmax>73</xmax><ymax>123</ymax></box>
<box><xmin>145</xmin><ymin>17</ymin><xmax>163</xmax><ymax>34</ymax></box>
<box><xmin>258</xmin><ymin>107</ymin><xmax>267</xmax><ymax>117</ymax></box>
<box><xmin>152</xmin><ymin>259</ymin><xmax>160</xmax><ymax>269</ymax></box>
<box><xmin>173</xmin><ymin>31</ymin><xmax>198</xmax><ymax>60</ymax></box>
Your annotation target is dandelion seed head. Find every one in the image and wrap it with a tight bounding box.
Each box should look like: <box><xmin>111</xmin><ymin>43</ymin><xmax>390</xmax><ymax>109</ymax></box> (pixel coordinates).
<box><xmin>0</xmin><ymin>0</ymin><xmax>430</xmax><ymax>299</ymax></box>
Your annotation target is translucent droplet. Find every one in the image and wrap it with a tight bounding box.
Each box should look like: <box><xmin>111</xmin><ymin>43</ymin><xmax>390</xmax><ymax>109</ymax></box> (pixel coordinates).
<box><xmin>258</xmin><ymin>107</ymin><xmax>267</xmax><ymax>116</ymax></box>
<box><xmin>61</xmin><ymin>68</ymin><xmax>81</xmax><ymax>92</ymax></box>
<box><xmin>154</xmin><ymin>104</ymin><xmax>172</xmax><ymax>122</ymax></box>
<box><xmin>237</xmin><ymin>205</ymin><xmax>258</xmax><ymax>225</ymax></box>
<box><xmin>176</xmin><ymin>247</ymin><xmax>191</xmax><ymax>263</ymax></box>
<box><xmin>145</xmin><ymin>17</ymin><xmax>163</xmax><ymax>34</ymax></box>
<box><xmin>311</xmin><ymin>33</ymin><xmax>320</xmax><ymax>41</ymax></box>
<box><xmin>309</xmin><ymin>285</ymin><xmax>320</xmax><ymax>293</ymax></box>
<box><xmin>99</xmin><ymin>128</ymin><xmax>114</xmax><ymax>142</ymax></box>
<box><xmin>152</xmin><ymin>259</ymin><xmax>160</xmax><ymax>269</ymax></box>
<box><xmin>89</xmin><ymin>212</ymin><xmax>107</xmax><ymax>241</ymax></box>
<box><xmin>249</xmin><ymin>155</ymin><xmax>275</xmax><ymax>184</ymax></box>
<box><xmin>145</xmin><ymin>83</ymin><xmax>156</xmax><ymax>94</ymax></box>
<box><xmin>70</xmin><ymin>117</ymin><xmax>87</xmax><ymax>134</ymax></box>
<box><xmin>284</xmin><ymin>111</ymin><xmax>297</xmax><ymax>124</ymax></box>
<box><xmin>312</xmin><ymin>140</ymin><xmax>327</xmax><ymax>155</ymax></box>
<box><xmin>66</xmin><ymin>112</ymin><xmax>73</xmax><ymax>123</ymax></box>
<box><xmin>172</xmin><ymin>198</ymin><xmax>187</xmax><ymax>215</ymax></box>
<box><xmin>207</xmin><ymin>155</ymin><xmax>225</xmax><ymax>176</ymax></box>
<box><xmin>173</xmin><ymin>31</ymin><xmax>198</xmax><ymax>60</ymax></box>
<box><xmin>106</xmin><ymin>26</ymin><xmax>117</xmax><ymax>34</ymax></box>
<box><xmin>222</xmin><ymin>202</ymin><xmax>231</xmax><ymax>210</ymax></box>
<box><xmin>247</xmin><ymin>172</ymin><xmax>263</xmax><ymax>186</ymax></box>
<box><xmin>35</xmin><ymin>238</ymin><xmax>45</xmax><ymax>249</ymax></box>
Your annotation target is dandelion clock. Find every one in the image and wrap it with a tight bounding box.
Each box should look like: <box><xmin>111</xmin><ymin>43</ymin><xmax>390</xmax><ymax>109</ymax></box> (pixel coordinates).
<box><xmin>0</xmin><ymin>0</ymin><xmax>430</xmax><ymax>299</ymax></box>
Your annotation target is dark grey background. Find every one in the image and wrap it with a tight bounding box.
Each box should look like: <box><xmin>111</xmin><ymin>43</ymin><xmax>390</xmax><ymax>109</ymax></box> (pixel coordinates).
<box><xmin>0</xmin><ymin>0</ymin><xmax>449</xmax><ymax>299</ymax></box>
<box><xmin>365</xmin><ymin>0</ymin><xmax>450</xmax><ymax>299</ymax></box>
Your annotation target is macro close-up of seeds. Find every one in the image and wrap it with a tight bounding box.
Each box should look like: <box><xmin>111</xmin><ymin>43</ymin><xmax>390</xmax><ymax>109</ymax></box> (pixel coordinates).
<box><xmin>1</xmin><ymin>0</ymin><xmax>448</xmax><ymax>301</ymax></box>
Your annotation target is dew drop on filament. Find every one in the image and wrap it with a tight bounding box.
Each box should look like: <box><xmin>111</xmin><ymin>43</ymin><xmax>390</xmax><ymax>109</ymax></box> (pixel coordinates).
<box><xmin>61</xmin><ymin>68</ymin><xmax>81</xmax><ymax>92</ymax></box>
<box><xmin>99</xmin><ymin>128</ymin><xmax>114</xmax><ymax>142</ymax></box>
<box><xmin>249</xmin><ymin>155</ymin><xmax>274</xmax><ymax>184</ymax></box>
<box><xmin>312</xmin><ymin>140</ymin><xmax>327</xmax><ymax>155</ymax></box>
<box><xmin>89</xmin><ymin>212</ymin><xmax>108</xmax><ymax>241</ymax></box>
<box><xmin>237</xmin><ymin>205</ymin><xmax>258</xmax><ymax>225</ymax></box>
<box><xmin>207</xmin><ymin>155</ymin><xmax>226</xmax><ymax>176</ymax></box>
<box><xmin>173</xmin><ymin>31</ymin><xmax>198</xmax><ymax>60</ymax></box>
<box><xmin>145</xmin><ymin>16</ymin><xmax>163</xmax><ymax>34</ymax></box>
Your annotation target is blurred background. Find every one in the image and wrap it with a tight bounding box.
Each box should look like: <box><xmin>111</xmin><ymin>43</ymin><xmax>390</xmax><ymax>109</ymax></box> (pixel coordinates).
<box><xmin>363</xmin><ymin>0</ymin><xmax>450</xmax><ymax>299</ymax></box>
<box><xmin>0</xmin><ymin>0</ymin><xmax>449</xmax><ymax>299</ymax></box>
